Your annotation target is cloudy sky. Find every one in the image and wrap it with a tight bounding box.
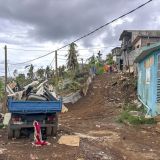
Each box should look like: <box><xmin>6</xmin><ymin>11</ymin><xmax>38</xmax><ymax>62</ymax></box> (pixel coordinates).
<box><xmin>0</xmin><ymin>0</ymin><xmax>160</xmax><ymax>76</ymax></box>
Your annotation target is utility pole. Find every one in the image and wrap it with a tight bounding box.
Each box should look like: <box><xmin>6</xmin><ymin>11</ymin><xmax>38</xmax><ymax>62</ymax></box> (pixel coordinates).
<box><xmin>55</xmin><ymin>50</ymin><xmax>58</xmax><ymax>83</ymax></box>
<box><xmin>81</xmin><ymin>58</ymin><xmax>84</xmax><ymax>70</ymax></box>
<box><xmin>3</xmin><ymin>45</ymin><xmax>7</xmax><ymax>113</ymax></box>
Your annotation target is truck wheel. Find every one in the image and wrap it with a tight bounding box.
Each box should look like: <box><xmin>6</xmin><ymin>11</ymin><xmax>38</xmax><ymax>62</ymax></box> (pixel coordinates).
<box><xmin>14</xmin><ymin>130</ymin><xmax>20</xmax><ymax>139</ymax></box>
<box><xmin>8</xmin><ymin>126</ymin><xmax>14</xmax><ymax>139</ymax></box>
<box><xmin>46</xmin><ymin>127</ymin><xmax>52</xmax><ymax>136</ymax></box>
<box><xmin>52</xmin><ymin>114</ymin><xmax>58</xmax><ymax>136</ymax></box>
<box><xmin>52</xmin><ymin>125</ymin><xmax>58</xmax><ymax>136</ymax></box>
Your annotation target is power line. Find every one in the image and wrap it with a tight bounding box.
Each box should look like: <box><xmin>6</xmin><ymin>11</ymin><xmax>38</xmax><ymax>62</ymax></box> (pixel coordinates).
<box><xmin>7</xmin><ymin>48</ymin><xmax>50</xmax><ymax>52</ymax></box>
<box><xmin>9</xmin><ymin>50</ymin><xmax>55</xmax><ymax>65</ymax></box>
<box><xmin>9</xmin><ymin>0</ymin><xmax>153</xmax><ymax>65</ymax></box>
<box><xmin>7</xmin><ymin>45</ymin><xmax>120</xmax><ymax>52</ymax></box>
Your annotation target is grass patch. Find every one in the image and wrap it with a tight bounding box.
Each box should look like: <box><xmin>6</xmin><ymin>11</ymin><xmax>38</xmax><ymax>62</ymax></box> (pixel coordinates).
<box><xmin>118</xmin><ymin>103</ymin><xmax>156</xmax><ymax>125</ymax></box>
<box><xmin>123</xmin><ymin>103</ymin><xmax>146</xmax><ymax>113</ymax></box>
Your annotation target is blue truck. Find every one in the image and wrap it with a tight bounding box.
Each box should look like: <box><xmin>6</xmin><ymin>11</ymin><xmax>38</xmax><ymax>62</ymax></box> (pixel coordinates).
<box><xmin>7</xmin><ymin>97</ymin><xmax>62</xmax><ymax>139</ymax></box>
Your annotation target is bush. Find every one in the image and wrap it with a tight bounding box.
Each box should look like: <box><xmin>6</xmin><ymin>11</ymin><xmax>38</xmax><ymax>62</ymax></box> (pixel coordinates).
<box><xmin>123</xmin><ymin>103</ymin><xmax>146</xmax><ymax>113</ymax></box>
<box><xmin>118</xmin><ymin>111</ymin><xmax>156</xmax><ymax>125</ymax></box>
<box><xmin>118</xmin><ymin>103</ymin><xmax>156</xmax><ymax>125</ymax></box>
<box><xmin>96</xmin><ymin>68</ymin><xmax>104</xmax><ymax>75</ymax></box>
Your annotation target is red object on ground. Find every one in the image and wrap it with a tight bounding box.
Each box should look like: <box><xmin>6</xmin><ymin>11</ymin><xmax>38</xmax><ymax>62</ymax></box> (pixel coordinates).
<box><xmin>33</xmin><ymin>121</ymin><xmax>50</xmax><ymax>146</ymax></box>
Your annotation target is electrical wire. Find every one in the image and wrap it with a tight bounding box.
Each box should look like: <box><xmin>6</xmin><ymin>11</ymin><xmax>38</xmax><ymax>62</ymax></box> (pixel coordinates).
<box><xmin>8</xmin><ymin>0</ymin><xmax>153</xmax><ymax>65</ymax></box>
<box><xmin>7</xmin><ymin>45</ymin><xmax>119</xmax><ymax>52</ymax></box>
<box><xmin>49</xmin><ymin>57</ymin><xmax>55</xmax><ymax>69</ymax></box>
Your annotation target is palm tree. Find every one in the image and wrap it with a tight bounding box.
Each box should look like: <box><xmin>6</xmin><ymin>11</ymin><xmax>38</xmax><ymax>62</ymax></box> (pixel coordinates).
<box><xmin>67</xmin><ymin>42</ymin><xmax>78</xmax><ymax>71</ymax></box>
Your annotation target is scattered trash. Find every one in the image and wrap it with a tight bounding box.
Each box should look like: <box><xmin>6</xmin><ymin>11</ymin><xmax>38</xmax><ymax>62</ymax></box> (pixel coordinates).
<box><xmin>129</xmin><ymin>111</ymin><xmax>142</xmax><ymax>117</ymax></box>
<box><xmin>58</xmin><ymin>135</ymin><xmax>80</xmax><ymax>146</ymax></box>
<box><xmin>96</xmin><ymin>125</ymin><xmax>101</xmax><ymax>128</ymax></box>
<box><xmin>61</xmin><ymin>105</ymin><xmax>68</xmax><ymax>113</ymax></box>
<box><xmin>133</xmin><ymin>99</ymin><xmax>142</xmax><ymax>108</ymax></box>
<box><xmin>30</xmin><ymin>153</ymin><xmax>39</xmax><ymax>160</ymax></box>
<box><xmin>0</xmin><ymin>148</ymin><xmax>7</xmax><ymax>154</ymax></box>
<box><xmin>3</xmin><ymin>113</ymin><xmax>11</xmax><ymax>126</ymax></box>
<box><xmin>145</xmin><ymin>115</ymin><xmax>152</xmax><ymax>119</ymax></box>
<box><xmin>111</xmin><ymin>81</ymin><xmax>117</xmax><ymax>86</ymax></box>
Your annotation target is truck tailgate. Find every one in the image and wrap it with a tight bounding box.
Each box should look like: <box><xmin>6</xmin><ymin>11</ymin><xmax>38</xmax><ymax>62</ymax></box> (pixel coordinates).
<box><xmin>8</xmin><ymin>99</ymin><xmax>62</xmax><ymax>114</ymax></box>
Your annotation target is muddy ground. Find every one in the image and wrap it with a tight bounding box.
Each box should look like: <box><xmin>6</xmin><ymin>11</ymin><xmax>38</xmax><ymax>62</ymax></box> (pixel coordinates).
<box><xmin>0</xmin><ymin>73</ymin><xmax>160</xmax><ymax>160</ymax></box>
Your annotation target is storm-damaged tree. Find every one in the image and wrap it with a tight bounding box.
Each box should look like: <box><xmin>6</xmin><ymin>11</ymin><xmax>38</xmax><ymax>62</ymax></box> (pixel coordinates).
<box><xmin>16</xmin><ymin>74</ymin><xmax>26</xmax><ymax>89</ymax></box>
<box><xmin>88</xmin><ymin>54</ymin><xmax>96</xmax><ymax>66</ymax></box>
<box><xmin>13</xmin><ymin>69</ymin><xmax>18</xmax><ymax>78</ymax></box>
<box><xmin>67</xmin><ymin>43</ymin><xmax>79</xmax><ymax>71</ymax></box>
<box><xmin>97</xmin><ymin>50</ymin><xmax>102</xmax><ymax>62</ymax></box>
<box><xmin>106</xmin><ymin>53</ymin><xmax>114</xmax><ymax>65</ymax></box>
<box><xmin>45</xmin><ymin>66</ymin><xmax>51</xmax><ymax>79</ymax></box>
<box><xmin>58</xmin><ymin>65</ymin><xmax>65</xmax><ymax>78</ymax></box>
<box><xmin>27</xmin><ymin>64</ymin><xmax>34</xmax><ymax>80</ymax></box>
<box><xmin>37</xmin><ymin>68</ymin><xmax>45</xmax><ymax>79</ymax></box>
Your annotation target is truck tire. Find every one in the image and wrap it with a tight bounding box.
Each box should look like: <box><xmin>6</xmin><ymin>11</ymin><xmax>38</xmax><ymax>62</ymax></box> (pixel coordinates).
<box><xmin>14</xmin><ymin>130</ymin><xmax>20</xmax><ymax>139</ymax></box>
<box><xmin>52</xmin><ymin>114</ymin><xmax>58</xmax><ymax>136</ymax></box>
<box><xmin>8</xmin><ymin>125</ymin><xmax>14</xmax><ymax>139</ymax></box>
<box><xmin>52</xmin><ymin>125</ymin><xmax>58</xmax><ymax>136</ymax></box>
<box><xmin>46</xmin><ymin>127</ymin><xmax>52</xmax><ymax>136</ymax></box>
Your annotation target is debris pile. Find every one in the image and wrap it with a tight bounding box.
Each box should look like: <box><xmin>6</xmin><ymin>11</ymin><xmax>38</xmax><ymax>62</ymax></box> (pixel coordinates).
<box><xmin>8</xmin><ymin>80</ymin><xmax>58</xmax><ymax>102</ymax></box>
<box><xmin>104</xmin><ymin>73</ymin><xmax>137</xmax><ymax>105</ymax></box>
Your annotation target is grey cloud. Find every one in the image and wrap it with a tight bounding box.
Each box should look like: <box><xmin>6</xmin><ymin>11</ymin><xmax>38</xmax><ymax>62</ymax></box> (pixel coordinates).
<box><xmin>0</xmin><ymin>0</ymin><xmax>159</xmax><ymax>74</ymax></box>
<box><xmin>0</xmin><ymin>0</ymin><xmax>155</xmax><ymax>45</ymax></box>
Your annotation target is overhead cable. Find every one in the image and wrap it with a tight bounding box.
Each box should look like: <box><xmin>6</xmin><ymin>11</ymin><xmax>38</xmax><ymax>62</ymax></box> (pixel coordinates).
<box><xmin>9</xmin><ymin>0</ymin><xmax>153</xmax><ymax>65</ymax></box>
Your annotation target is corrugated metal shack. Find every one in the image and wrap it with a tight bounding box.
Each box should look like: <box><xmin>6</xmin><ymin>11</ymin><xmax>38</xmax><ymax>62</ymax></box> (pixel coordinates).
<box><xmin>135</xmin><ymin>42</ymin><xmax>160</xmax><ymax>116</ymax></box>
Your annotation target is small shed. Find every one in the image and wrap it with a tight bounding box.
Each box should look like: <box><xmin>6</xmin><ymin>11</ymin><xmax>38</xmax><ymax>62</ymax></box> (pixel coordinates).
<box><xmin>135</xmin><ymin>42</ymin><xmax>160</xmax><ymax>116</ymax></box>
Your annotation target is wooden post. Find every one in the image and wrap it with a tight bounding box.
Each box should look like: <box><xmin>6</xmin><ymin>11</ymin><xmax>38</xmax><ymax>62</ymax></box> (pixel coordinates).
<box><xmin>3</xmin><ymin>45</ymin><xmax>7</xmax><ymax>113</ymax></box>
<box><xmin>81</xmin><ymin>58</ymin><xmax>84</xmax><ymax>70</ymax></box>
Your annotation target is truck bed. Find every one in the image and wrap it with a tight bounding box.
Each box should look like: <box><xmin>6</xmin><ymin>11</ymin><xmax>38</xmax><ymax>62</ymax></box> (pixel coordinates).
<box><xmin>8</xmin><ymin>98</ymin><xmax>62</xmax><ymax>114</ymax></box>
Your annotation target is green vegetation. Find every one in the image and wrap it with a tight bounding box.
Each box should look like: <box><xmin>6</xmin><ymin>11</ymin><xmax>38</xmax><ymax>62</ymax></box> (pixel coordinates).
<box><xmin>67</xmin><ymin>42</ymin><xmax>79</xmax><ymax>71</ymax></box>
<box><xmin>27</xmin><ymin>64</ymin><xmax>34</xmax><ymax>80</ymax></box>
<box><xmin>37</xmin><ymin>68</ymin><xmax>45</xmax><ymax>79</ymax></box>
<box><xmin>0</xmin><ymin>80</ymin><xmax>4</xmax><ymax>101</ymax></box>
<box><xmin>118</xmin><ymin>103</ymin><xmax>156</xmax><ymax>125</ymax></box>
<box><xmin>16</xmin><ymin>73</ymin><xmax>31</xmax><ymax>88</ymax></box>
<box><xmin>106</xmin><ymin>53</ymin><xmax>114</xmax><ymax>65</ymax></box>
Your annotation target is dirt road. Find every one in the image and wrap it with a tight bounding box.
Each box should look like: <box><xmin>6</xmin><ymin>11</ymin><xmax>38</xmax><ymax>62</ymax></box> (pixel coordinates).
<box><xmin>0</xmin><ymin>73</ymin><xmax>160</xmax><ymax>160</ymax></box>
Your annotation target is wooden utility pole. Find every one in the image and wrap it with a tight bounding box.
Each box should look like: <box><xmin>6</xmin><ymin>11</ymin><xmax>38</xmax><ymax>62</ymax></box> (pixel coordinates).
<box><xmin>55</xmin><ymin>50</ymin><xmax>58</xmax><ymax>83</ymax></box>
<box><xmin>3</xmin><ymin>45</ymin><xmax>7</xmax><ymax>113</ymax></box>
<box><xmin>81</xmin><ymin>58</ymin><xmax>84</xmax><ymax>70</ymax></box>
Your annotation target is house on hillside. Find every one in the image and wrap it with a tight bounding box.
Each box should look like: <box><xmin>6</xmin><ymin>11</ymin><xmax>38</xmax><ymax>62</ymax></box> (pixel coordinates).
<box><xmin>135</xmin><ymin>42</ymin><xmax>160</xmax><ymax>116</ymax></box>
<box><xmin>111</xmin><ymin>47</ymin><xmax>122</xmax><ymax>71</ymax></box>
<box><xmin>119</xmin><ymin>30</ymin><xmax>160</xmax><ymax>72</ymax></box>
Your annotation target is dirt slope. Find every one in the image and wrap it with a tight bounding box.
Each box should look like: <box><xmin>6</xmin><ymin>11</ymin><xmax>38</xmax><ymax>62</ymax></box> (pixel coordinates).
<box><xmin>0</xmin><ymin>73</ymin><xmax>160</xmax><ymax>160</ymax></box>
